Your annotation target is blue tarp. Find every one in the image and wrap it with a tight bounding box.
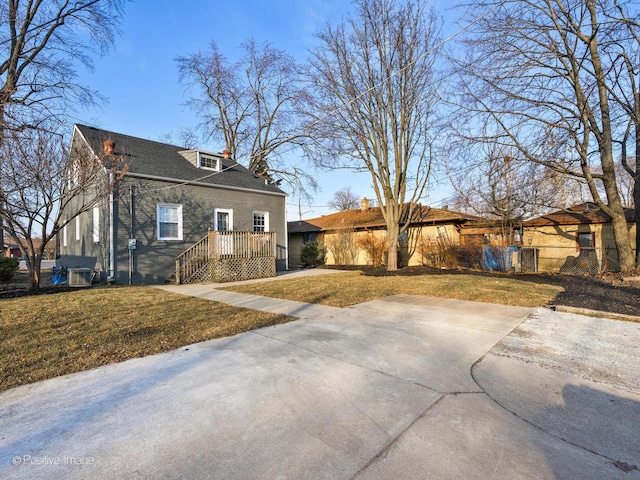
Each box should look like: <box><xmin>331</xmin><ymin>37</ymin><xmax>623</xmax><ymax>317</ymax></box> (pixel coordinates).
<box><xmin>483</xmin><ymin>246</ymin><xmax>519</xmax><ymax>271</ymax></box>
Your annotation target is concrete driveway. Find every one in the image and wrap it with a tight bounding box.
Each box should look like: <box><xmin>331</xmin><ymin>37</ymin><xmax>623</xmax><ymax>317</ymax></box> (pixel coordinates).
<box><xmin>1</xmin><ymin>280</ymin><xmax>639</xmax><ymax>479</ymax></box>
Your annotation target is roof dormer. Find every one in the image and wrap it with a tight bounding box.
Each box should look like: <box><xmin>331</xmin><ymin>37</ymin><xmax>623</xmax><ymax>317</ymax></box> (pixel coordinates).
<box><xmin>197</xmin><ymin>152</ymin><xmax>221</xmax><ymax>171</ymax></box>
<box><xmin>178</xmin><ymin>149</ymin><xmax>222</xmax><ymax>172</ymax></box>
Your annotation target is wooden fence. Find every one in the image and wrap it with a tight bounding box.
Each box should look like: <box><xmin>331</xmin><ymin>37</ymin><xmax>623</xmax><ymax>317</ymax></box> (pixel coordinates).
<box><xmin>175</xmin><ymin>231</ymin><xmax>276</xmax><ymax>284</ymax></box>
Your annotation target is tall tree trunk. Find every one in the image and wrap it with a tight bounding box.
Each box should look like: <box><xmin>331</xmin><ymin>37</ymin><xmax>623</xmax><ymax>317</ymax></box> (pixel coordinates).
<box><xmin>384</xmin><ymin>204</ymin><xmax>401</xmax><ymax>271</ymax></box>
<box><xmin>30</xmin><ymin>253</ymin><xmax>42</xmax><ymax>289</ymax></box>
<box><xmin>610</xmin><ymin>210</ymin><xmax>635</xmax><ymax>272</ymax></box>
<box><xmin>386</xmin><ymin>225</ymin><xmax>399</xmax><ymax>271</ymax></box>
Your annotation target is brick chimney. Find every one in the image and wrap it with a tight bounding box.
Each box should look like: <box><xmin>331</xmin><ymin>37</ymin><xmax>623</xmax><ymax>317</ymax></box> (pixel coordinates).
<box><xmin>103</xmin><ymin>139</ymin><xmax>115</xmax><ymax>155</ymax></box>
<box><xmin>360</xmin><ymin>197</ymin><xmax>369</xmax><ymax>211</ymax></box>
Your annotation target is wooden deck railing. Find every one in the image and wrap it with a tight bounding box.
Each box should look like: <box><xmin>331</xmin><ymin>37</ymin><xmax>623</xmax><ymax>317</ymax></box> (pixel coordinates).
<box><xmin>175</xmin><ymin>231</ymin><xmax>277</xmax><ymax>284</ymax></box>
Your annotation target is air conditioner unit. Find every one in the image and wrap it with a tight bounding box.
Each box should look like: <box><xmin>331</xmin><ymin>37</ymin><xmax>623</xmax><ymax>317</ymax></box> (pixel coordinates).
<box><xmin>68</xmin><ymin>268</ymin><xmax>93</xmax><ymax>287</ymax></box>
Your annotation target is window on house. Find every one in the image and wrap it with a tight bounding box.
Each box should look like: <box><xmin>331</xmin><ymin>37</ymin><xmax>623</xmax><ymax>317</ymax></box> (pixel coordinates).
<box><xmin>253</xmin><ymin>211</ymin><xmax>269</xmax><ymax>232</ymax></box>
<box><xmin>214</xmin><ymin>208</ymin><xmax>233</xmax><ymax>232</ymax></box>
<box><xmin>75</xmin><ymin>216</ymin><xmax>80</xmax><ymax>241</ymax></box>
<box><xmin>157</xmin><ymin>204</ymin><xmax>183</xmax><ymax>240</ymax></box>
<box><xmin>92</xmin><ymin>207</ymin><xmax>100</xmax><ymax>243</ymax></box>
<box><xmin>63</xmin><ymin>222</ymin><xmax>68</xmax><ymax>247</ymax></box>
<box><xmin>198</xmin><ymin>153</ymin><xmax>220</xmax><ymax>171</ymax></box>
<box><xmin>303</xmin><ymin>233</ymin><xmax>317</xmax><ymax>244</ymax></box>
<box><xmin>577</xmin><ymin>232</ymin><xmax>595</xmax><ymax>251</ymax></box>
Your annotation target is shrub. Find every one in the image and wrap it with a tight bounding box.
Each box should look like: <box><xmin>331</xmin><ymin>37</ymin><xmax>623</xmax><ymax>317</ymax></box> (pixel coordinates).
<box><xmin>300</xmin><ymin>241</ymin><xmax>324</xmax><ymax>267</ymax></box>
<box><xmin>325</xmin><ymin>229</ymin><xmax>358</xmax><ymax>265</ymax></box>
<box><xmin>0</xmin><ymin>257</ymin><xmax>20</xmax><ymax>281</ymax></box>
<box><xmin>357</xmin><ymin>234</ymin><xmax>386</xmax><ymax>267</ymax></box>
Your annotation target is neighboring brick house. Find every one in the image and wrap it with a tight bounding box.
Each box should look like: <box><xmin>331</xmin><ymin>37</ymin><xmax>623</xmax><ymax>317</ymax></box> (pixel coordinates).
<box><xmin>3</xmin><ymin>237</ymin><xmax>54</xmax><ymax>259</ymax></box>
<box><xmin>521</xmin><ymin>203</ymin><xmax>636</xmax><ymax>273</ymax></box>
<box><xmin>3</xmin><ymin>242</ymin><xmax>21</xmax><ymax>259</ymax></box>
<box><xmin>59</xmin><ymin>125</ymin><xmax>287</xmax><ymax>284</ymax></box>
<box><xmin>288</xmin><ymin>200</ymin><xmax>480</xmax><ymax>268</ymax></box>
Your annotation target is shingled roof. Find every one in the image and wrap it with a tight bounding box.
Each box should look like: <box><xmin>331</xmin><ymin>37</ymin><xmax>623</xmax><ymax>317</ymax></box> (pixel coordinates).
<box><xmin>523</xmin><ymin>203</ymin><xmax>635</xmax><ymax>227</ymax></box>
<box><xmin>288</xmin><ymin>204</ymin><xmax>480</xmax><ymax>233</ymax></box>
<box><xmin>74</xmin><ymin>124</ymin><xmax>285</xmax><ymax>196</ymax></box>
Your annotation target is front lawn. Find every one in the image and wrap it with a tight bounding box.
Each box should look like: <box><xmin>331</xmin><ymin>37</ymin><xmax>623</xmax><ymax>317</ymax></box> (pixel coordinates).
<box><xmin>0</xmin><ymin>286</ymin><xmax>293</xmax><ymax>392</ymax></box>
<box><xmin>223</xmin><ymin>270</ymin><xmax>564</xmax><ymax>308</ymax></box>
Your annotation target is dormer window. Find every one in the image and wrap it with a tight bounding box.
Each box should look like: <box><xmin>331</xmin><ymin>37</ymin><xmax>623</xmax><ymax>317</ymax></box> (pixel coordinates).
<box><xmin>198</xmin><ymin>152</ymin><xmax>220</xmax><ymax>171</ymax></box>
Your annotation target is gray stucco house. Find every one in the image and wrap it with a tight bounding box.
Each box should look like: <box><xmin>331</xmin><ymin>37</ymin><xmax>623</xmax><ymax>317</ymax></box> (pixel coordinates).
<box><xmin>59</xmin><ymin>124</ymin><xmax>287</xmax><ymax>284</ymax></box>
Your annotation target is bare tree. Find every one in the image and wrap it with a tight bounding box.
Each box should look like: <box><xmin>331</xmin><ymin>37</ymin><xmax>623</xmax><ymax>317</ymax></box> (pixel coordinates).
<box><xmin>0</xmin><ymin>0</ymin><xmax>126</xmax><ymax>253</ymax></box>
<box><xmin>451</xmin><ymin>0</ymin><xmax>640</xmax><ymax>271</ymax></box>
<box><xmin>329</xmin><ymin>187</ymin><xmax>360</xmax><ymax>211</ymax></box>
<box><xmin>305</xmin><ymin>0</ymin><xmax>441</xmax><ymax>270</ymax></box>
<box><xmin>447</xmin><ymin>122</ymin><xmax>587</xmax><ymax>234</ymax></box>
<box><xmin>176</xmin><ymin>39</ymin><xmax>315</xmax><ymax>196</ymax></box>
<box><xmin>0</xmin><ymin>127</ymin><xmax>126</xmax><ymax>288</ymax></box>
<box><xmin>156</xmin><ymin>128</ymin><xmax>199</xmax><ymax>149</ymax></box>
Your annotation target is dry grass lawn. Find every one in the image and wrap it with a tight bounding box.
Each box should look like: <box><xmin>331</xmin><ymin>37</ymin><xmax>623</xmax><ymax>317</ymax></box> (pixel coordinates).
<box><xmin>0</xmin><ymin>286</ymin><xmax>292</xmax><ymax>392</ymax></box>
<box><xmin>224</xmin><ymin>270</ymin><xmax>563</xmax><ymax>308</ymax></box>
<box><xmin>0</xmin><ymin>270</ymin><xmax>566</xmax><ymax>393</ymax></box>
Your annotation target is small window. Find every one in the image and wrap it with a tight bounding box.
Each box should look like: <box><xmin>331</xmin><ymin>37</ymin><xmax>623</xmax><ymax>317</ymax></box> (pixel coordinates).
<box><xmin>92</xmin><ymin>207</ymin><xmax>100</xmax><ymax>243</ymax></box>
<box><xmin>63</xmin><ymin>222</ymin><xmax>68</xmax><ymax>247</ymax></box>
<box><xmin>157</xmin><ymin>204</ymin><xmax>183</xmax><ymax>240</ymax></box>
<box><xmin>75</xmin><ymin>216</ymin><xmax>80</xmax><ymax>241</ymax></box>
<box><xmin>577</xmin><ymin>232</ymin><xmax>595</xmax><ymax>251</ymax></box>
<box><xmin>253</xmin><ymin>211</ymin><xmax>269</xmax><ymax>232</ymax></box>
<box><xmin>198</xmin><ymin>153</ymin><xmax>220</xmax><ymax>171</ymax></box>
<box><xmin>303</xmin><ymin>233</ymin><xmax>316</xmax><ymax>244</ymax></box>
<box><xmin>214</xmin><ymin>208</ymin><xmax>233</xmax><ymax>232</ymax></box>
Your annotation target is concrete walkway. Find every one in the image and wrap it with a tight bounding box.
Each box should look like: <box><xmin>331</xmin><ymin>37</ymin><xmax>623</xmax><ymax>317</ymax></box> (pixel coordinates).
<box><xmin>1</xmin><ymin>277</ymin><xmax>639</xmax><ymax>479</ymax></box>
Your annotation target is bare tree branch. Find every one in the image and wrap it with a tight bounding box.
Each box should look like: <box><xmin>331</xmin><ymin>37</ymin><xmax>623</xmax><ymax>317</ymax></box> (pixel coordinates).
<box><xmin>449</xmin><ymin>0</ymin><xmax>639</xmax><ymax>270</ymax></box>
<box><xmin>176</xmin><ymin>39</ymin><xmax>316</xmax><ymax>198</ymax></box>
<box><xmin>0</xmin><ymin>126</ymin><xmax>127</xmax><ymax>288</ymax></box>
<box><xmin>304</xmin><ymin>0</ymin><xmax>441</xmax><ymax>270</ymax></box>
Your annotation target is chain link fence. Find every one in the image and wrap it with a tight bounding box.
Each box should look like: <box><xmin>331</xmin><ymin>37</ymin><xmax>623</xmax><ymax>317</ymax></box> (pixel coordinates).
<box><xmin>418</xmin><ymin>242</ymin><xmax>623</xmax><ymax>275</ymax></box>
<box><xmin>520</xmin><ymin>246</ymin><xmax>613</xmax><ymax>274</ymax></box>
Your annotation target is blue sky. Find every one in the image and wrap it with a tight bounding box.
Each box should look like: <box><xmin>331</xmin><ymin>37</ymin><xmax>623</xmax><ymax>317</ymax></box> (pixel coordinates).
<box><xmin>75</xmin><ymin>0</ymin><xmax>455</xmax><ymax>220</ymax></box>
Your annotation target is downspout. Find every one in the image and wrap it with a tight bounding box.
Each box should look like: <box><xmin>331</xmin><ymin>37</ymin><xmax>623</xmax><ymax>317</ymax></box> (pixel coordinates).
<box><xmin>129</xmin><ymin>184</ymin><xmax>134</xmax><ymax>285</ymax></box>
<box><xmin>284</xmin><ymin>196</ymin><xmax>289</xmax><ymax>270</ymax></box>
<box><xmin>107</xmin><ymin>173</ymin><xmax>115</xmax><ymax>282</ymax></box>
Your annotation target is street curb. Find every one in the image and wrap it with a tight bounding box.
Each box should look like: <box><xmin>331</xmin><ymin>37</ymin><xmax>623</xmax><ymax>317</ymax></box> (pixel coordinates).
<box><xmin>549</xmin><ymin>305</ymin><xmax>640</xmax><ymax>323</ymax></box>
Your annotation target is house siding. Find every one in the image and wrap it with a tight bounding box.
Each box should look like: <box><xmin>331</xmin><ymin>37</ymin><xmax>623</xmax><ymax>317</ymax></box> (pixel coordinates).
<box><xmin>115</xmin><ymin>178</ymin><xmax>286</xmax><ymax>284</ymax></box>
<box><xmin>60</xmin><ymin>177</ymin><xmax>287</xmax><ymax>284</ymax></box>
<box><xmin>522</xmin><ymin>222</ymin><xmax>636</xmax><ymax>272</ymax></box>
<box><xmin>310</xmin><ymin>223</ymin><xmax>463</xmax><ymax>267</ymax></box>
<box><xmin>288</xmin><ymin>233</ymin><xmax>305</xmax><ymax>268</ymax></box>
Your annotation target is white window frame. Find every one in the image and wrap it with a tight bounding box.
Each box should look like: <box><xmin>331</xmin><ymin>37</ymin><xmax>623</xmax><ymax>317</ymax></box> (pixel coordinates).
<box><xmin>198</xmin><ymin>152</ymin><xmax>220</xmax><ymax>172</ymax></box>
<box><xmin>63</xmin><ymin>222</ymin><xmax>68</xmax><ymax>247</ymax></box>
<box><xmin>213</xmin><ymin>208</ymin><xmax>233</xmax><ymax>232</ymax></box>
<box><xmin>252</xmin><ymin>211</ymin><xmax>269</xmax><ymax>232</ymax></box>
<box><xmin>157</xmin><ymin>203</ymin><xmax>183</xmax><ymax>241</ymax></box>
<box><xmin>75</xmin><ymin>216</ymin><xmax>80</xmax><ymax>241</ymax></box>
<box><xmin>92</xmin><ymin>207</ymin><xmax>100</xmax><ymax>243</ymax></box>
